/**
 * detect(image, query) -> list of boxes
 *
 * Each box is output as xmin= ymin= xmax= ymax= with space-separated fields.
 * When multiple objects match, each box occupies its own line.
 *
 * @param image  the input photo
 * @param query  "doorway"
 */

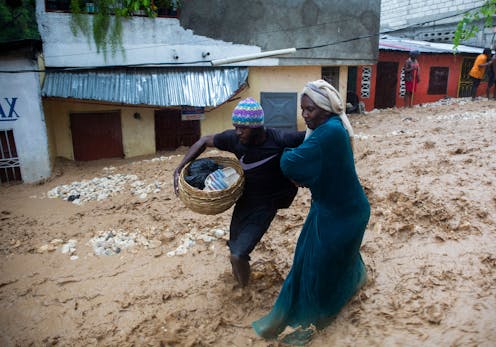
xmin=374 ymin=62 xmax=399 ymax=109
xmin=155 ymin=109 xmax=200 ymax=150
xmin=70 ymin=111 xmax=124 ymax=161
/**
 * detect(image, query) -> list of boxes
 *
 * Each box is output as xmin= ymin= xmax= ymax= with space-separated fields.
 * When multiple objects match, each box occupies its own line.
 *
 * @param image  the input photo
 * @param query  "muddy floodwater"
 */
xmin=0 ymin=98 xmax=495 ymax=346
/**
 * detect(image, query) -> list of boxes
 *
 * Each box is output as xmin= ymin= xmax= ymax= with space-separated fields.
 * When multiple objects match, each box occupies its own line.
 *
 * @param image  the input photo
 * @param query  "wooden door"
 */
xmin=374 ymin=62 xmax=399 ymax=109
xmin=70 ymin=112 xmax=124 ymax=161
xmin=155 ymin=109 xmax=200 ymax=150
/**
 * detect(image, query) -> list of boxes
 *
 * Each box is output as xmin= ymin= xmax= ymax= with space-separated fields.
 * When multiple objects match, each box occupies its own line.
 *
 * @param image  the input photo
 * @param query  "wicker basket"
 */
xmin=178 ymin=156 xmax=245 ymax=215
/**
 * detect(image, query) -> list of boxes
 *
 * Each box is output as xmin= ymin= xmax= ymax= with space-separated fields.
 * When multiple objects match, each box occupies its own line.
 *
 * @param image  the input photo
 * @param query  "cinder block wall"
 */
xmin=380 ymin=0 xmax=486 ymax=30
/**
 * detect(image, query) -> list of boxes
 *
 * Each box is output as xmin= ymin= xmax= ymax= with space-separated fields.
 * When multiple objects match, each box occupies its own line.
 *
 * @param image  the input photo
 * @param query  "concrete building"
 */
xmin=380 ymin=0 xmax=495 ymax=48
xmin=0 ymin=36 xmax=51 ymax=182
xmin=36 ymin=0 xmax=380 ymax=161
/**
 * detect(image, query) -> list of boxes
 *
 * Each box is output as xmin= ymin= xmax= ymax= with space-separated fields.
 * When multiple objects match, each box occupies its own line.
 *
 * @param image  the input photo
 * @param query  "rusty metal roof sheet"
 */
xmin=41 ymin=67 xmax=248 ymax=107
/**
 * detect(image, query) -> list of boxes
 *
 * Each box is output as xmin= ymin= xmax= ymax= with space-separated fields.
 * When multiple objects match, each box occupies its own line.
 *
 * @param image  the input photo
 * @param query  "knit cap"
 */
xmin=232 ymin=97 xmax=264 ymax=128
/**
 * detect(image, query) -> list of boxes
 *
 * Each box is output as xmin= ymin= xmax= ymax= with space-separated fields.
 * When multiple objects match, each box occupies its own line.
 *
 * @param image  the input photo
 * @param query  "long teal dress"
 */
xmin=252 ymin=116 xmax=370 ymax=344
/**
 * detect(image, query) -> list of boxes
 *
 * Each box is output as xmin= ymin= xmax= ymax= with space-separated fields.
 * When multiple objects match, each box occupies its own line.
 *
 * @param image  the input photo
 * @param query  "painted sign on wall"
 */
xmin=181 ymin=106 xmax=205 ymax=121
xmin=0 ymin=98 xmax=20 ymax=121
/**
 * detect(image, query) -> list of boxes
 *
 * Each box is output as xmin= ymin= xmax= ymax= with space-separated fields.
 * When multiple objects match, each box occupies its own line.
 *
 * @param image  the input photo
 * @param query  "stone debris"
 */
xmin=129 ymin=180 xmax=161 ymax=200
xmin=166 ymin=227 xmax=227 ymax=257
xmin=431 ymin=111 xmax=496 ymax=122
xmin=45 ymin=154 xmax=183 ymax=204
xmin=88 ymin=229 xmax=164 ymax=256
xmin=61 ymin=239 xmax=77 ymax=255
xmin=47 ymin=174 xmax=139 ymax=204
xmin=418 ymin=96 xmax=470 ymax=107
xmin=37 ymin=239 xmax=64 ymax=253
xmin=37 ymin=226 xmax=228 ymax=259
xmin=132 ymin=154 xmax=182 ymax=165
xmin=355 ymin=98 xmax=494 ymax=140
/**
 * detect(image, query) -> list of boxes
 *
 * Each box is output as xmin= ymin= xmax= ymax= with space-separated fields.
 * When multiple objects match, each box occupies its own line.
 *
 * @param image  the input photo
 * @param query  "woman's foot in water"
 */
xmin=252 ymin=314 xmax=287 ymax=341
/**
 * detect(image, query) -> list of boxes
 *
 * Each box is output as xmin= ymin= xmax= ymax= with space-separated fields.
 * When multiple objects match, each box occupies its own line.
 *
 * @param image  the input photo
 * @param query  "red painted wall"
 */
xmin=355 ymin=51 xmax=485 ymax=111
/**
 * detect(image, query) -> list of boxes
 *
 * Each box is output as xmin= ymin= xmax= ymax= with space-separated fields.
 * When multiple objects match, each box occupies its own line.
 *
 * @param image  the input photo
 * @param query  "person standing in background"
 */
xmin=403 ymin=50 xmax=420 ymax=108
xmin=486 ymin=53 xmax=496 ymax=100
xmin=469 ymin=48 xmax=492 ymax=101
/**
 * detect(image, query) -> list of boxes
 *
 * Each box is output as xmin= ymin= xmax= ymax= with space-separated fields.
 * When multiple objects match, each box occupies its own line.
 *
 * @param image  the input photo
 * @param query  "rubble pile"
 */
xmin=47 ymin=174 xmax=139 ymax=204
xmin=46 ymin=174 xmax=165 ymax=204
xmin=166 ymin=227 xmax=227 ymax=257
xmin=88 ymin=230 xmax=162 ymax=256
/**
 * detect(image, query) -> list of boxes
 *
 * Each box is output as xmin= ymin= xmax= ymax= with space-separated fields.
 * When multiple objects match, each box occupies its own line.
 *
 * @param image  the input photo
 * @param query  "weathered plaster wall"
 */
xmin=180 ymin=0 xmax=380 ymax=66
xmin=0 ymin=53 xmax=51 ymax=183
xmin=36 ymin=0 xmax=379 ymax=68
xmin=120 ymin=109 xmax=155 ymax=158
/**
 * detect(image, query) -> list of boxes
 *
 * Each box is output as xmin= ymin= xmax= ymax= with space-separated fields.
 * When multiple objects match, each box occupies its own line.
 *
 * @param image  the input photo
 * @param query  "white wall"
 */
xmin=0 ymin=54 xmax=51 ymax=183
xmin=35 ymin=0 xmax=281 ymax=68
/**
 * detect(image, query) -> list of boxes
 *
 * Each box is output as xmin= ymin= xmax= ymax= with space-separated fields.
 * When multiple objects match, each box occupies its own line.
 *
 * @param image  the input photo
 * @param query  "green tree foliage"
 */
xmin=454 ymin=0 xmax=496 ymax=48
xmin=70 ymin=0 xmax=181 ymax=59
xmin=0 ymin=0 xmax=40 ymax=43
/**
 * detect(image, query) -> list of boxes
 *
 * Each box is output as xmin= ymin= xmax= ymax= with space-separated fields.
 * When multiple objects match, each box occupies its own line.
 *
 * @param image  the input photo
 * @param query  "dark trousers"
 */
xmin=471 ymin=76 xmax=481 ymax=98
xmin=228 ymin=199 xmax=277 ymax=261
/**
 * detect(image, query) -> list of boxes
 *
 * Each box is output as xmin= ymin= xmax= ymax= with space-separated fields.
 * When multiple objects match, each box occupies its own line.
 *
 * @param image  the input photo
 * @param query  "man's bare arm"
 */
xmin=173 ymin=135 xmax=215 ymax=196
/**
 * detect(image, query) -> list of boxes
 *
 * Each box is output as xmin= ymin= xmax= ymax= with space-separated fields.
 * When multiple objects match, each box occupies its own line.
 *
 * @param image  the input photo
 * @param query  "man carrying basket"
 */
xmin=173 ymin=97 xmax=305 ymax=287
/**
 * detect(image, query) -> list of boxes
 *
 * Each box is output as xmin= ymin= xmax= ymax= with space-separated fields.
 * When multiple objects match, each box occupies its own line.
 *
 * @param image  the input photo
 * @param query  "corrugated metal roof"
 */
xmin=41 ymin=67 xmax=248 ymax=107
xmin=379 ymin=35 xmax=485 ymax=54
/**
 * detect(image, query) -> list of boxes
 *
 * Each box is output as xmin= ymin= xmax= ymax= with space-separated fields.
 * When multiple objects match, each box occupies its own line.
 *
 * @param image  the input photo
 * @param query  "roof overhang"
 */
xmin=379 ymin=35 xmax=485 ymax=54
xmin=41 ymin=67 xmax=248 ymax=108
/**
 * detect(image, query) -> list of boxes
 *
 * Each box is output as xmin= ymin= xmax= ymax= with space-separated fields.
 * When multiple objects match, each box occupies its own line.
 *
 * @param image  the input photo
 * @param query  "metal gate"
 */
xmin=458 ymin=57 xmax=475 ymax=97
xmin=0 ymin=129 xmax=21 ymax=183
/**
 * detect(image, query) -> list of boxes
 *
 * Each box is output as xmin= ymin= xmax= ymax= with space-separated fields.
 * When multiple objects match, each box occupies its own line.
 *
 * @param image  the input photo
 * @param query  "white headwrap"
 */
xmin=302 ymin=79 xmax=355 ymax=149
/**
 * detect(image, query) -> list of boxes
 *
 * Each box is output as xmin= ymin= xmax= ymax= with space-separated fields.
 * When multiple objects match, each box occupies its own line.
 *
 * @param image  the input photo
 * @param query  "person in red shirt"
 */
xmin=469 ymin=48 xmax=492 ymax=100
xmin=403 ymin=50 xmax=420 ymax=107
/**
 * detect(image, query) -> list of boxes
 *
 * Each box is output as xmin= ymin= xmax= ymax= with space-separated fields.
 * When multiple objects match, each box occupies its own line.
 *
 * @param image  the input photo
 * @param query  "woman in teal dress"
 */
xmin=252 ymin=80 xmax=370 ymax=345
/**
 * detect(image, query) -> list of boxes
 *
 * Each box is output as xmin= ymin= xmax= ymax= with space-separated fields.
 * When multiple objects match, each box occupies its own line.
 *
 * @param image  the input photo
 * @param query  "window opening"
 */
xmin=0 ymin=129 xmax=21 ymax=183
